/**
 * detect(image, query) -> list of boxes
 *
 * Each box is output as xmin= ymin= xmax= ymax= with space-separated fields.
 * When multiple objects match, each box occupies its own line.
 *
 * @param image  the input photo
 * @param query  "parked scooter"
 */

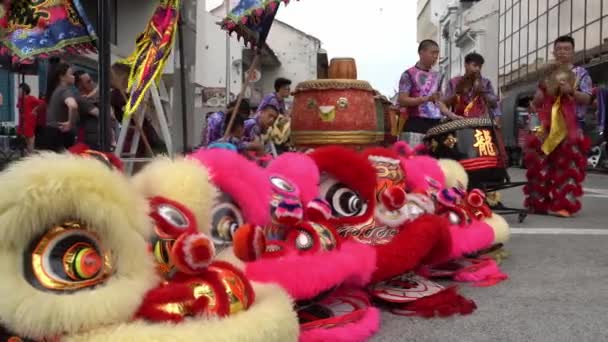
xmin=587 ymin=132 xmax=607 ymax=171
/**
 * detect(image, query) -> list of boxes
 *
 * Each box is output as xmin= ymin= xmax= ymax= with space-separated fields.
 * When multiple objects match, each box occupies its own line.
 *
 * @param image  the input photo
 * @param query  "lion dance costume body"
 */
xmin=524 ymin=65 xmax=591 ymax=217
xmin=190 ymin=149 xmax=381 ymax=342
xmin=307 ymin=146 xmax=508 ymax=317
xmin=0 ymin=152 xmax=298 ymax=341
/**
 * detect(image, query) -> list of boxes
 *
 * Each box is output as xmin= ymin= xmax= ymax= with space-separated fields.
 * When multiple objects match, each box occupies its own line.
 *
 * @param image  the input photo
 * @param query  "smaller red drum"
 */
xmin=328 ymin=58 xmax=357 ymax=80
xmin=291 ymin=79 xmax=382 ymax=148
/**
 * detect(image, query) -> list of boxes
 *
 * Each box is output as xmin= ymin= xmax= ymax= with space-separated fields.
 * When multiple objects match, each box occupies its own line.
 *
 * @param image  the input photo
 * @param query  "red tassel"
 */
xmin=393 ymin=286 xmax=477 ymax=318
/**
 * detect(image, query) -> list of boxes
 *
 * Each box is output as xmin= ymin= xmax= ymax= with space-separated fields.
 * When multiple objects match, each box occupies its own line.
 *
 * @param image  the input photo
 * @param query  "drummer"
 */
xmin=398 ymin=40 xmax=460 ymax=146
xmin=442 ymin=52 xmax=501 ymax=126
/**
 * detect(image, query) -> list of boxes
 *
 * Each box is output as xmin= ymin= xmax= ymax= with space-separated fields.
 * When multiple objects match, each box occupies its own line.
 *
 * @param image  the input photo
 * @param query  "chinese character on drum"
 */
xmin=473 ymin=129 xmax=497 ymax=157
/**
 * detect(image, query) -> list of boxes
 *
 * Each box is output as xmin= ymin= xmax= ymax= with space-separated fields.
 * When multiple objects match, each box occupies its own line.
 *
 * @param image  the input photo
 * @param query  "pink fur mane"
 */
xmin=246 ymin=241 xmax=376 ymax=300
xmin=394 ymin=142 xmax=446 ymax=193
xmin=267 ymin=153 xmax=320 ymax=205
xmin=189 ymin=149 xmax=271 ymax=226
xmin=299 ymin=304 xmax=380 ymax=342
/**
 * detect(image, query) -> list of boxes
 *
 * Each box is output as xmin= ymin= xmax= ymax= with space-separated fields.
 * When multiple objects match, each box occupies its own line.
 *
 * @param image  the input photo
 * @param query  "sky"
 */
xmin=206 ymin=0 xmax=420 ymax=96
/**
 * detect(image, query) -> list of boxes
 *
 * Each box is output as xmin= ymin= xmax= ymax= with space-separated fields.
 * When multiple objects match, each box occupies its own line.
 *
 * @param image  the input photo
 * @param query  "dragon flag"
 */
xmin=0 ymin=0 xmax=96 ymax=61
xmin=220 ymin=0 xmax=298 ymax=49
xmin=120 ymin=0 xmax=180 ymax=119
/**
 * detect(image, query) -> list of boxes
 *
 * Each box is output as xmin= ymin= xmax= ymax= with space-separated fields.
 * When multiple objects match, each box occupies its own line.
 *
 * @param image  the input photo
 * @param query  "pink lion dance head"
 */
xmin=255 ymin=153 xmax=380 ymax=342
xmin=189 ymin=149 xmax=271 ymax=252
xmin=394 ymin=142 xmax=508 ymax=286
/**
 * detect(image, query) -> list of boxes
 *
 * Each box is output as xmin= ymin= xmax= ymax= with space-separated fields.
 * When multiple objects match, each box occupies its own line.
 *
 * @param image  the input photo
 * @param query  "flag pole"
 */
xmin=225 ymin=0 xmax=231 ymax=106
xmin=223 ymin=52 xmax=261 ymax=139
xmin=97 ymin=0 xmax=112 ymax=152
xmin=177 ymin=1 xmax=188 ymax=152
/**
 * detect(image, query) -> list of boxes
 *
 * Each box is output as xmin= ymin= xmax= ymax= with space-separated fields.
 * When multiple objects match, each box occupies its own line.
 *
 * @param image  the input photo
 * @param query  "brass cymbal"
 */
xmin=545 ymin=64 xmax=575 ymax=96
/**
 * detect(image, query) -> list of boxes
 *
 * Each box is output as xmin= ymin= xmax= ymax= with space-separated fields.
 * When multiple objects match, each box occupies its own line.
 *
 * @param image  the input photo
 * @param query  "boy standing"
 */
xmin=398 ymin=40 xmax=459 ymax=146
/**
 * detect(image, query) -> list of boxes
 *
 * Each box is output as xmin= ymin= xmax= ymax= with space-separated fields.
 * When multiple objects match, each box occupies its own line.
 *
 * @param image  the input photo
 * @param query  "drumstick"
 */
xmin=437 ymin=73 xmax=445 ymax=93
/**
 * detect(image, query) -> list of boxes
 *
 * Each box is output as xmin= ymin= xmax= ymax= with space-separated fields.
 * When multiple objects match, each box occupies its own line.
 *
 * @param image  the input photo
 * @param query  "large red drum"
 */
xmin=291 ymin=79 xmax=383 ymax=148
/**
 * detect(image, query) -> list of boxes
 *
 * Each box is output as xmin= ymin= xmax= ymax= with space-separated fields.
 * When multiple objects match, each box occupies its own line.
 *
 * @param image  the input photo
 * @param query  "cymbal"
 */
xmin=545 ymin=65 xmax=575 ymax=97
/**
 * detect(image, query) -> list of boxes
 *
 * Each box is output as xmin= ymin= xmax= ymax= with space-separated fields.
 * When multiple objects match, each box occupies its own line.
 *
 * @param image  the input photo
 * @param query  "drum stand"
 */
xmin=482 ymin=110 xmax=528 ymax=223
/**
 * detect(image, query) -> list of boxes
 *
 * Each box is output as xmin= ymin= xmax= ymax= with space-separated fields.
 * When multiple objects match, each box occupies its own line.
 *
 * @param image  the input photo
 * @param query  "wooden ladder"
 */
xmin=114 ymin=81 xmax=174 ymax=175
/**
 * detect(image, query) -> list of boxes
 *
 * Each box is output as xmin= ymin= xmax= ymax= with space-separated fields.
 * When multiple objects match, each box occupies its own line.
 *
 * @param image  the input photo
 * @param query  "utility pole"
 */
xmin=225 ymin=0 xmax=231 ymax=105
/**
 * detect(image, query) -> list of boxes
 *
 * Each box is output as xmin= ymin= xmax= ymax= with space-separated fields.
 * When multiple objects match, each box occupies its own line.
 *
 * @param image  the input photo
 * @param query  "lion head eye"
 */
xmin=24 ymin=222 xmax=113 ymax=292
xmin=319 ymin=177 xmax=368 ymax=218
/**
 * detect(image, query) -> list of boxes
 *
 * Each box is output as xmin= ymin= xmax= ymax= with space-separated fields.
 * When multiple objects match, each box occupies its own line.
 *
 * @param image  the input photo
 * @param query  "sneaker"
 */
xmin=549 ymin=209 xmax=571 ymax=218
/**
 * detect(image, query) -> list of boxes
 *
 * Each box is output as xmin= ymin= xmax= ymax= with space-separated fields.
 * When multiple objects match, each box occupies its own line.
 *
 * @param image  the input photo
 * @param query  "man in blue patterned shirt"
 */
xmin=256 ymin=78 xmax=292 ymax=115
xmin=202 ymin=99 xmax=250 ymax=146
xmin=242 ymin=104 xmax=279 ymax=155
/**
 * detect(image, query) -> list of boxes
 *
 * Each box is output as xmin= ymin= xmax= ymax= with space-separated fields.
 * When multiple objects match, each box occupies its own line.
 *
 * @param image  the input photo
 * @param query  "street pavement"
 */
xmin=373 ymin=168 xmax=608 ymax=342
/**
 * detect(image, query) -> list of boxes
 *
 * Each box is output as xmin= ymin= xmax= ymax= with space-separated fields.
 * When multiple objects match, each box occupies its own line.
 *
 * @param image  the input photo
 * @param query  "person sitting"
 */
xmin=202 ymin=99 xmax=251 ymax=146
xmin=243 ymin=104 xmax=279 ymax=155
xmin=208 ymin=113 xmax=247 ymax=152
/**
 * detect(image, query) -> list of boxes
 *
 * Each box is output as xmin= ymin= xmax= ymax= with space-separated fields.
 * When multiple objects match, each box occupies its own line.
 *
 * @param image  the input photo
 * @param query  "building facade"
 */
xmin=498 ymin=0 xmax=608 ymax=149
xmin=438 ymin=0 xmax=498 ymax=86
xmin=417 ymin=0 xmax=452 ymax=43
xmin=417 ymin=1 xmax=498 ymax=86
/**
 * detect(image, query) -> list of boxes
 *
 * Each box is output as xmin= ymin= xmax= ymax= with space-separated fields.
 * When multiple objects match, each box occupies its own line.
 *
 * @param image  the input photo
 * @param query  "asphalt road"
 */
xmin=373 ymin=169 xmax=608 ymax=342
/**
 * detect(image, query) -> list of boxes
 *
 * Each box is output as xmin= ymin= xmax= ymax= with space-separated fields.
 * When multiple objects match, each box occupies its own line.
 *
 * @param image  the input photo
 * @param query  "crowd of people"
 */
xmin=200 ymin=77 xmax=292 ymax=157
xmin=12 ymin=58 xmax=164 ymax=156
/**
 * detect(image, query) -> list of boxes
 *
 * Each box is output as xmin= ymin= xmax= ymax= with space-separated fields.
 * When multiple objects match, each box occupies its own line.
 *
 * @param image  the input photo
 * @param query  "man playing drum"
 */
xmin=442 ymin=52 xmax=501 ymax=126
xmin=525 ymin=35 xmax=593 ymax=217
xmin=398 ymin=40 xmax=460 ymax=146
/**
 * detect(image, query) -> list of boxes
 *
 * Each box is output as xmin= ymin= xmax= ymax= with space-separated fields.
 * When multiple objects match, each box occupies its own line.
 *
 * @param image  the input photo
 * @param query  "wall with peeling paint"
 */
xmin=261 ymin=20 xmax=322 ymax=110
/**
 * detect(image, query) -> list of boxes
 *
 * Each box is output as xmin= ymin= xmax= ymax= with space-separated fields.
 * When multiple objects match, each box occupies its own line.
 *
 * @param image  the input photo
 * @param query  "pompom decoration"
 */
xmin=171 ymin=232 xmax=215 ymax=275
xmin=380 ymin=186 xmax=407 ymax=211
xmin=466 ymin=189 xmax=485 ymax=208
xmin=393 ymin=141 xmax=414 ymax=157
xmin=233 ymin=224 xmax=266 ymax=262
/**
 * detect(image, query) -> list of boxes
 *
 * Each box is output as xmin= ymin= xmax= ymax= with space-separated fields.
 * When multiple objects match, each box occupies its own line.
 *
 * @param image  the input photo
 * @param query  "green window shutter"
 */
xmin=0 ymin=69 xmax=15 ymax=122
xmin=38 ymin=59 xmax=49 ymax=97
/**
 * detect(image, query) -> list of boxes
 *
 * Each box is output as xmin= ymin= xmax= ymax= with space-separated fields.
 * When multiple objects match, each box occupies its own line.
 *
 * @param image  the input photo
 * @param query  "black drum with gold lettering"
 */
xmin=425 ymin=118 xmax=506 ymax=188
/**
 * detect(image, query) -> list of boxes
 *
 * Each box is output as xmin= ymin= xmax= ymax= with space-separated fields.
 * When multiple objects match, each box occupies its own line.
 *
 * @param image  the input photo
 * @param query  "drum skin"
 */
xmin=291 ymin=79 xmax=382 ymax=148
xmin=328 ymin=58 xmax=357 ymax=80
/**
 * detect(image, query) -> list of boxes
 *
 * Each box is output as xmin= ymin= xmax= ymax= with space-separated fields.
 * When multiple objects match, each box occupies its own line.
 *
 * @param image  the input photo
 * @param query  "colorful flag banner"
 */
xmin=220 ymin=0 xmax=296 ymax=49
xmin=119 ymin=0 xmax=180 ymax=118
xmin=0 ymin=0 xmax=96 ymax=61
